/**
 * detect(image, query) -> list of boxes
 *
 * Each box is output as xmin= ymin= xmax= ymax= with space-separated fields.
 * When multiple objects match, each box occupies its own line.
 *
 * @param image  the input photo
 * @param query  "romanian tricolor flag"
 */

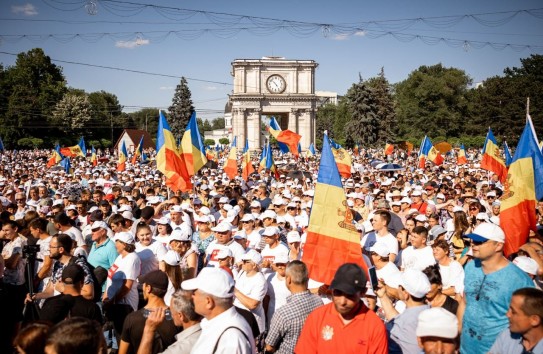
xmin=269 ymin=117 xmax=289 ymax=154
xmin=481 ymin=128 xmax=507 ymax=183
xmin=258 ymin=144 xmax=268 ymax=173
xmin=91 ymin=146 xmax=98 ymax=167
xmin=500 ymin=117 xmax=543 ymax=256
xmin=223 ymin=141 xmax=238 ymax=180
xmin=60 ymin=144 xmax=84 ymax=158
xmin=302 ymin=132 xmax=367 ymax=284
xmin=241 ymin=138 xmax=254 ymax=181
xmin=180 ymin=112 xmax=207 ymax=176
xmin=117 ymin=141 xmax=128 ymax=172
xmin=47 ymin=144 xmax=62 ymax=168
xmin=457 ymin=144 xmax=468 ymax=165
xmin=504 ymin=141 xmax=513 ymax=167
xmin=384 ymin=143 xmax=394 ymax=156
xmin=265 ymin=143 xmax=279 ymax=179
xmin=156 ymin=111 xmax=192 ymax=192
xmin=268 ymin=117 xmax=302 ymax=157
xmin=131 ymin=135 xmax=144 ymax=164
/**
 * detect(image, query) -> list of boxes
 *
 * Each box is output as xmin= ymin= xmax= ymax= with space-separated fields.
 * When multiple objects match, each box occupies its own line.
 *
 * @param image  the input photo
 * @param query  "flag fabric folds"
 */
xmin=307 ymin=143 xmax=316 ymax=157
xmin=47 ymin=145 xmax=62 ymax=168
xmin=180 ymin=112 xmax=207 ymax=176
xmin=117 ymin=141 xmax=128 ymax=172
xmin=265 ymin=143 xmax=279 ymax=179
xmin=60 ymin=144 xmax=84 ymax=158
xmin=156 ymin=111 xmax=192 ymax=192
xmin=418 ymin=136 xmax=428 ymax=168
xmin=420 ymin=136 xmax=444 ymax=166
xmin=241 ymin=139 xmax=255 ymax=181
xmin=131 ymin=135 xmax=148 ymax=164
xmin=481 ymin=128 xmax=507 ymax=183
xmin=384 ymin=143 xmax=394 ymax=155
xmin=302 ymin=132 xmax=367 ymax=285
xmin=78 ymin=137 xmax=86 ymax=157
xmin=223 ymin=141 xmax=238 ymax=180
xmin=353 ymin=143 xmax=359 ymax=157
xmin=268 ymin=117 xmax=302 ymax=157
xmin=269 ymin=117 xmax=290 ymax=154
xmin=60 ymin=157 xmax=71 ymax=174
xmin=258 ymin=144 xmax=268 ymax=173
xmin=91 ymin=146 xmax=98 ymax=167
xmin=500 ymin=117 xmax=543 ymax=256
xmin=504 ymin=141 xmax=513 ymax=167
xmin=457 ymin=144 xmax=468 ymax=165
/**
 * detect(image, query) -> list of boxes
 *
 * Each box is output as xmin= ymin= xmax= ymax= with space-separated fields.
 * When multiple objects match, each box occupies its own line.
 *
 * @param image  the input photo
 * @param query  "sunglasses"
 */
xmin=469 ymin=207 xmax=478 ymax=211
xmin=471 ymin=239 xmax=489 ymax=246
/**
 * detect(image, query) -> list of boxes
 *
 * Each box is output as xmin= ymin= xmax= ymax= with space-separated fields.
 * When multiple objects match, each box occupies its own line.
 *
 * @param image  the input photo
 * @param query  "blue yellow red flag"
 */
xmin=418 ymin=136 xmax=428 ymax=168
xmin=91 ymin=146 xmax=98 ymax=167
xmin=302 ymin=132 xmax=367 ymax=284
xmin=457 ymin=144 xmax=468 ymax=165
xmin=307 ymin=143 xmax=316 ymax=157
xmin=500 ymin=117 xmax=543 ymax=256
xmin=223 ymin=140 xmax=238 ymax=180
xmin=117 ymin=141 xmax=128 ymax=172
xmin=269 ymin=117 xmax=290 ymax=154
xmin=180 ymin=112 xmax=207 ymax=176
xmin=78 ymin=137 xmax=86 ymax=157
xmin=47 ymin=144 xmax=63 ymax=168
xmin=156 ymin=111 xmax=192 ymax=192
xmin=60 ymin=144 xmax=84 ymax=158
xmin=384 ymin=143 xmax=394 ymax=155
xmin=421 ymin=137 xmax=444 ymax=165
xmin=60 ymin=157 xmax=71 ymax=174
xmin=131 ymin=135 xmax=145 ymax=164
xmin=265 ymin=143 xmax=279 ymax=179
xmin=504 ymin=141 xmax=513 ymax=167
xmin=242 ymin=138 xmax=255 ymax=181
xmin=481 ymin=128 xmax=507 ymax=183
xmin=258 ymin=144 xmax=268 ymax=173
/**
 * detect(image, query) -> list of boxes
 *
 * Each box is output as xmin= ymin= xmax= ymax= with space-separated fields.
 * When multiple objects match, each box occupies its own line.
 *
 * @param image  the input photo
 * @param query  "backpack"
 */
xmin=69 ymin=255 xmax=107 ymax=303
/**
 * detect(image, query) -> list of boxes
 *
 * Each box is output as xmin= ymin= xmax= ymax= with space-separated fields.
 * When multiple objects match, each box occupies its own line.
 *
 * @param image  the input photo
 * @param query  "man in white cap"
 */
xmin=239 ymin=214 xmax=262 ymax=251
xmin=182 ymin=267 xmax=255 ymax=353
xmin=416 ymin=307 xmax=459 ymax=354
xmin=265 ymin=253 xmax=291 ymax=327
xmin=377 ymin=269 xmax=431 ymax=354
xmin=369 ymin=242 xmax=401 ymax=297
xmin=205 ymin=221 xmax=244 ymax=268
xmin=287 ymin=230 xmax=302 ymax=261
xmin=458 ymin=222 xmax=534 ymax=354
xmin=260 ymin=226 xmax=289 ymax=274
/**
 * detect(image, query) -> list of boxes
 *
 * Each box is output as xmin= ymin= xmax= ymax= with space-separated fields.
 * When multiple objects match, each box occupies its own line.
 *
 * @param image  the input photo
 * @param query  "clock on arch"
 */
xmin=266 ymin=74 xmax=286 ymax=94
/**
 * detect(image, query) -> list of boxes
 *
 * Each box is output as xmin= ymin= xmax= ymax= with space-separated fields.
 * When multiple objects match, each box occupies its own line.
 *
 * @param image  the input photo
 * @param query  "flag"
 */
xmin=117 ymin=141 xmax=128 ymax=172
xmin=60 ymin=144 xmax=84 ymax=158
xmin=231 ymin=136 xmax=237 ymax=148
xmin=258 ymin=144 xmax=268 ymax=173
xmin=504 ymin=141 xmax=513 ymax=167
xmin=180 ymin=112 xmax=207 ymax=176
xmin=0 ymin=136 xmax=4 ymax=151
xmin=78 ymin=137 xmax=86 ymax=157
xmin=91 ymin=146 xmax=98 ymax=167
xmin=60 ymin=157 xmax=71 ymax=174
xmin=457 ymin=144 xmax=468 ymax=165
xmin=302 ymin=132 xmax=367 ymax=284
xmin=384 ymin=143 xmax=394 ymax=155
xmin=268 ymin=122 xmax=302 ymax=158
xmin=421 ymin=136 xmax=444 ymax=166
xmin=269 ymin=117 xmax=290 ymax=154
xmin=223 ymin=140 xmax=238 ymax=180
xmin=131 ymin=135 xmax=145 ymax=164
xmin=353 ymin=143 xmax=359 ymax=157
xmin=500 ymin=117 xmax=543 ymax=256
xmin=307 ymin=143 xmax=316 ymax=157
xmin=481 ymin=128 xmax=507 ymax=183
xmin=242 ymin=138 xmax=255 ymax=181
xmin=156 ymin=111 xmax=192 ymax=192
xmin=47 ymin=145 xmax=62 ymax=168
xmin=418 ymin=136 xmax=428 ymax=168
xmin=265 ymin=143 xmax=279 ymax=179
xmin=328 ymin=135 xmax=351 ymax=178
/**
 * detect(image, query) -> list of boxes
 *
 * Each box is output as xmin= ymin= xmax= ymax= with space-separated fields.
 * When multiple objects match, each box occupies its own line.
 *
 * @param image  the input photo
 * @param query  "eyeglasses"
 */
xmin=16 ymin=199 xmax=25 ymax=202
xmin=469 ymin=207 xmax=478 ymax=211
xmin=471 ymin=239 xmax=489 ymax=246
xmin=241 ymin=221 xmax=252 ymax=224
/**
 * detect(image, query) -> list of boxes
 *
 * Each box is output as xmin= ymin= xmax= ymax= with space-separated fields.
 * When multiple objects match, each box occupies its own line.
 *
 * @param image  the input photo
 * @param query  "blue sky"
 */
xmin=1 ymin=0 xmax=542 ymax=120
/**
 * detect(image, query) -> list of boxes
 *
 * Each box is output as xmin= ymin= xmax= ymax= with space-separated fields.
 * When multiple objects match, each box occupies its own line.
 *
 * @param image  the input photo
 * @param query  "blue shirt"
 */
xmin=87 ymin=238 xmax=118 ymax=271
xmin=461 ymin=260 xmax=534 ymax=354
xmin=489 ymin=328 xmax=543 ymax=354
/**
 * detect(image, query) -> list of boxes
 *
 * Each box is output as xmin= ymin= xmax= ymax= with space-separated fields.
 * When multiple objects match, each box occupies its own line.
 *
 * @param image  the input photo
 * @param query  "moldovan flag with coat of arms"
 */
xmin=481 ymin=128 xmax=507 ymax=183
xmin=500 ymin=116 xmax=543 ymax=257
xmin=47 ymin=145 xmax=62 ymax=168
xmin=117 ymin=141 xmax=128 ymax=172
xmin=60 ymin=143 xmax=84 ymax=158
xmin=457 ymin=144 xmax=468 ymax=165
xmin=156 ymin=111 xmax=192 ymax=192
xmin=302 ymin=132 xmax=367 ymax=285
xmin=180 ymin=112 xmax=207 ymax=176
xmin=421 ymin=137 xmax=444 ymax=166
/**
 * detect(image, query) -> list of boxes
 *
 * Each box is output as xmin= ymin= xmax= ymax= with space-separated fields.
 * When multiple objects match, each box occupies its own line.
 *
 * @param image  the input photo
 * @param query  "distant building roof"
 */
xmin=224 ymin=101 xmax=232 ymax=114
xmin=114 ymin=129 xmax=155 ymax=150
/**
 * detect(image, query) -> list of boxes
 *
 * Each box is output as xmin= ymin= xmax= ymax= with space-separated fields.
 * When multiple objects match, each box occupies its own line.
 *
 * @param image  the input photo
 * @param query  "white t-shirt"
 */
xmin=361 ymin=231 xmax=399 ymax=256
xmin=105 ymin=252 xmax=141 ymax=311
xmin=65 ymin=226 xmax=86 ymax=248
xmin=401 ymin=246 xmax=436 ymax=271
xmin=234 ymin=270 xmax=268 ymax=333
xmin=205 ymin=240 xmax=246 ymax=267
xmin=136 ymin=240 xmax=167 ymax=276
xmin=376 ymin=261 xmax=402 ymax=288
xmin=439 ymin=260 xmax=465 ymax=294
xmin=245 ymin=230 xmax=262 ymax=250
xmin=265 ymin=272 xmax=291 ymax=326
xmin=260 ymin=243 xmax=289 ymax=273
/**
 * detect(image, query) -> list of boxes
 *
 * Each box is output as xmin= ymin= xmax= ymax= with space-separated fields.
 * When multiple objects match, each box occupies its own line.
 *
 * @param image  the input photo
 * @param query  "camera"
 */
xmin=22 ymin=245 xmax=40 ymax=260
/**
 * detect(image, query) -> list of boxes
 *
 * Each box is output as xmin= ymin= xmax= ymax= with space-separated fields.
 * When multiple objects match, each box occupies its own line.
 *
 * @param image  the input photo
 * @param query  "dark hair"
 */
xmin=422 ymin=264 xmax=443 ymax=286
xmin=512 ymin=287 xmax=543 ymax=320
xmin=53 ymin=213 xmax=73 ymax=227
xmin=28 ymin=217 xmax=49 ymax=233
xmin=45 ymin=317 xmax=106 ymax=354
xmin=412 ymin=226 xmax=429 ymax=239
xmin=108 ymin=214 xmax=126 ymax=228
xmin=432 ymin=239 xmax=450 ymax=253
xmin=374 ymin=210 xmax=391 ymax=226
xmin=55 ymin=233 xmax=74 ymax=253
xmin=13 ymin=321 xmax=52 ymax=354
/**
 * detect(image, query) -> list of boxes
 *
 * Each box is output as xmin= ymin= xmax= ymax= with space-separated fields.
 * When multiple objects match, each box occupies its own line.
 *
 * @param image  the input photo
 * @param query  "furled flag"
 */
xmin=306 ymin=143 xmax=316 ymax=157
xmin=265 ymin=143 xmax=279 ymax=179
xmin=418 ymin=136 xmax=428 ymax=168
xmin=206 ymin=146 xmax=216 ymax=162
xmin=353 ymin=142 xmax=360 ymax=157
xmin=180 ymin=112 xmax=207 ymax=176
xmin=91 ymin=146 xmax=98 ymax=167
xmin=47 ymin=144 xmax=63 ymax=168
xmin=421 ymin=136 xmax=444 ymax=166
xmin=504 ymin=141 xmax=513 ymax=167
xmin=156 ymin=111 xmax=192 ymax=192
xmin=500 ymin=116 xmax=543 ymax=256
xmin=258 ymin=143 xmax=268 ymax=173
xmin=231 ymin=136 xmax=237 ymax=148
xmin=60 ymin=143 xmax=84 ymax=158
xmin=117 ymin=141 xmax=128 ymax=172
xmin=0 ymin=136 xmax=4 ymax=151
xmin=60 ymin=157 xmax=71 ymax=174
xmin=457 ymin=144 xmax=468 ymax=165
xmin=242 ymin=138 xmax=255 ymax=181
xmin=302 ymin=132 xmax=367 ymax=284
xmin=78 ymin=137 xmax=86 ymax=157
xmin=481 ymin=128 xmax=507 ymax=183
xmin=384 ymin=143 xmax=394 ymax=156
xmin=223 ymin=139 xmax=238 ymax=180
xmin=132 ymin=135 xmax=145 ymax=164
xmin=268 ymin=116 xmax=302 ymax=157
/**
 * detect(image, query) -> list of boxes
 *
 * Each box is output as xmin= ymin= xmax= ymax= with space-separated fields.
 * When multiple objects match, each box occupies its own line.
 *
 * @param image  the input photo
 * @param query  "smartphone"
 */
xmin=369 ymin=266 xmax=379 ymax=291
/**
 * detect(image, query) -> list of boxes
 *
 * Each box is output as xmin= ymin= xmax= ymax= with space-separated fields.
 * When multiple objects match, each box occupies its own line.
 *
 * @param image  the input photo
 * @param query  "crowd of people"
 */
xmin=0 ymin=145 xmax=542 ymax=354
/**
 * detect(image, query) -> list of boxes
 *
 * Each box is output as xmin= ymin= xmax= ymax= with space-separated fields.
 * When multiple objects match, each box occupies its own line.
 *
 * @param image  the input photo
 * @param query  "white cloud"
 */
xmin=204 ymin=86 xmax=217 ymax=91
xmin=12 ymin=4 xmax=38 ymax=16
xmin=159 ymin=86 xmax=174 ymax=91
xmin=115 ymin=38 xmax=150 ymax=49
xmin=354 ymin=31 xmax=366 ymax=37
xmin=332 ymin=34 xmax=349 ymax=41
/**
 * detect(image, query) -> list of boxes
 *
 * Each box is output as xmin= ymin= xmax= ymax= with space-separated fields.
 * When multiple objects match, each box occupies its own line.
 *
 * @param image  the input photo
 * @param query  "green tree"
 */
xmin=202 ymin=120 xmax=212 ymax=131
xmin=219 ymin=138 xmax=230 ymax=145
xmin=52 ymin=93 xmax=93 ymax=139
xmin=88 ymin=90 xmax=124 ymax=142
xmin=0 ymin=48 xmax=67 ymax=145
xmin=168 ymin=77 xmax=194 ymax=140
xmin=204 ymin=139 xmax=216 ymax=146
xmin=129 ymin=108 xmax=160 ymax=136
xmin=344 ymin=76 xmax=379 ymax=146
xmin=367 ymin=68 xmax=397 ymax=144
xmin=211 ymin=117 xmax=225 ymax=130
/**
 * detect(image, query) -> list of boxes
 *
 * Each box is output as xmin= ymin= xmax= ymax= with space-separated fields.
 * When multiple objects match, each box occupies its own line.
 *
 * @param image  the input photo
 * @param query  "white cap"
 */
xmin=513 ymin=256 xmax=538 ymax=275
xmin=211 ymin=221 xmax=233 ymax=233
xmin=273 ymin=253 xmax=290 ymax=264
xmin=218 ymin=197 xmax=229 ymax=204
xmin=416 ymin=307 xmax=459 ymax=339
xmin=217 ymin=247 xmax=233 ymax=259
xmin=113 ymin=231 xmax=135 ymax=244
xmin=170 ymin=205 xmax=183 ymax=213
xmin=240 ymin=214 xmax=255 ymax=222
xmin=195 ymin=214 xmax=212 ymax=223
xmin=452 ymin=206 xmax=464 ymax=213
xmin=147 ymin=196 xmax=161 ymax=205
xmin=157 ymin=217 xmax=170 ymax=225
xmin=91 ymin=221 xmax=108 ymax=231
xmin=287 ymin=231 xmax=301 ymax=243
xmin=436 ymin=193 xmax=446 ymax=200
xmin=369 ymin=242 xmax=390 ymax=257
xmin=262 ymin=226 xmax=279 ymax=236
xmin=414 ymin=215 xmax=428 ymax=222
xmin=233 ymin=230 xmax=247 ymax=240
xmin=168 ymin=228 xmax=191 ymax=242
xmin=181 ymin=268 xmax=235 ymax=298
xmin=476 ymin=212 xmax=489 ymax=221
xmin=122 ymin=211 xmax=135 ymax=221
xmin=399 ymin=269 xmax=431 ymax=298
xmin=250 ymin=200 xmax=261 ymax=208
xmin=411 ymin=191 xmax=422 ymax=196
xmin=467 ymin=222 xmax=505 ymax=243
xmin=260 ymin=210 xmax=277 ymax=220
xmin=241 ymin=249 xmax=263 ymax=265
xmin=160 ymin=250 xmax=180 ymax=266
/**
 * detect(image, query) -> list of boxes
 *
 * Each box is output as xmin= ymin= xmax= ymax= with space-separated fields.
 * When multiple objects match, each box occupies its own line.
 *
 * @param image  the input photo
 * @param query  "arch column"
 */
xmin=232 ymin=108 xmax=246 ymax=146
xmin=288 ymin=108 xmax=299 ymax=133
xmin=247 ymin=108 xmax=262 ymax=149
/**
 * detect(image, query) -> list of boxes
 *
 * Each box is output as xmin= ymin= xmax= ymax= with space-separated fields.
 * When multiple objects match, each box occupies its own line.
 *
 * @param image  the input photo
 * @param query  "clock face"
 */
xmin=266 ymin=75 xmax=286 ymax=94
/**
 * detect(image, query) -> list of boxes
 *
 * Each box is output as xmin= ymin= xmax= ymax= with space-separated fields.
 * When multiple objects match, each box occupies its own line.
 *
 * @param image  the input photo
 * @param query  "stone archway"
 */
xmin=229 ymin=57 xmax=318 ymax=150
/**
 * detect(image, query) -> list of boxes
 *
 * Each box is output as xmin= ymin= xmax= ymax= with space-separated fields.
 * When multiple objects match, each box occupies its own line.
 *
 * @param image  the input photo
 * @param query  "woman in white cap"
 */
xmin=169 ymin=229 xmax=198 ymax=280
xmin=135 ymin=223 xmax=167 ymax=277
xmin=191 ymin=214 xmax=215 ymax=272
xmin=158 ymin=250 xmax=182 ymax=306
xmin=154 ymin=217 xmax=172 ymax=247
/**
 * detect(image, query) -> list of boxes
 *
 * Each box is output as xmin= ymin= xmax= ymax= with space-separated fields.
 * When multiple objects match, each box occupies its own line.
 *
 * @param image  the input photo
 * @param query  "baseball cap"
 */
xmin=260 ymin=210 xmax=277 ymax=220
xmin=241 ymin=249 xmax=263 ymax=265
xmin=91 ymin=220 xmax=108 ymax=231
xmin=160 ymin=250 xmax=180 ymax=266
xmin=429 ymin=225 xmax=447 ymax=239
xmin=113 ymin=231 xmax=135 ymax=244
xmin=170 ymin=205 xmax=184 ymax=213
xmin=416 ymin=307 xmax=459 ymax=339
xmin=62 ymin=264 xmax=85 ymax=285
xmin=452 ymin=206 xmax=464 ymax=213
xmin=399 ymin=269 xmax=431 ymax=298
xmin=287 ymin=231 xmax=301 ymax=243
xmin=369 ymin=242 xmax=390 ymax=257
xmin=414 ymin=215 xmax=428 ymax=222
xmin=168 ymin=228 xmax=191 ymax=242
xmin=330 ymin=263 xmax=367 ymax=295
xmin=156 ymin=217 xmax=170 ymax=225
xmin=211 ymin=221 xmax=233 ymax=233
xmin=466 ymin=222 xmax=505 ymax=243
xmin=273 ymin=253 xmax=289 ymax=264
xmin=376 ymin=199 xmax=390 ymax=209
xmin=262 ymin=226 xmax=279 ymax=237
xmin=240 ymin=214 xmax=255 ymax=222
xmin=513 ymin=256 xmax=538 ymax=275
xmin=250 ymin=200 xmax=261 ymax=208
xmin=138 ymin=270 xmax=169 ymax=291
xmin=217 ymin=248 xmax=233 ymax=259
xmin=181 ymin=267 xmax=235 ymax=298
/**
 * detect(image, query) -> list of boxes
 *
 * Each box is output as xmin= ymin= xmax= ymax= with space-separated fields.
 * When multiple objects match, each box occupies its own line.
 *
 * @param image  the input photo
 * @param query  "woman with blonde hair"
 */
xmin=158 ymin=250 xmax=183 ymax=306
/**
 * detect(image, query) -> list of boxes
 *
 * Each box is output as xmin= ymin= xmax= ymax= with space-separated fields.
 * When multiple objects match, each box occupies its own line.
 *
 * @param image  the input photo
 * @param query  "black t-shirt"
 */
xmin=441 ymin=295 xmax=459 ymax=315
xmin=120 ymin=308 xmax=180 ymax=354
xmin=39 ymin=294 xmax=103 ymax=324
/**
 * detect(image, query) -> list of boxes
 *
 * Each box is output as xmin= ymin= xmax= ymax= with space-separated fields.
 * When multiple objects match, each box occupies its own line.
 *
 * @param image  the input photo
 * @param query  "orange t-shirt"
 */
xmin=294 ymin=301 xmax=388 ymax=354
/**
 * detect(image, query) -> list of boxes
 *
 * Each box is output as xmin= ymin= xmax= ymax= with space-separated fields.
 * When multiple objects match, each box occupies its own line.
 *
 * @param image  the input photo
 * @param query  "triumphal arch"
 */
xmin=229 ymin=57 xmax=318 ymax=150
